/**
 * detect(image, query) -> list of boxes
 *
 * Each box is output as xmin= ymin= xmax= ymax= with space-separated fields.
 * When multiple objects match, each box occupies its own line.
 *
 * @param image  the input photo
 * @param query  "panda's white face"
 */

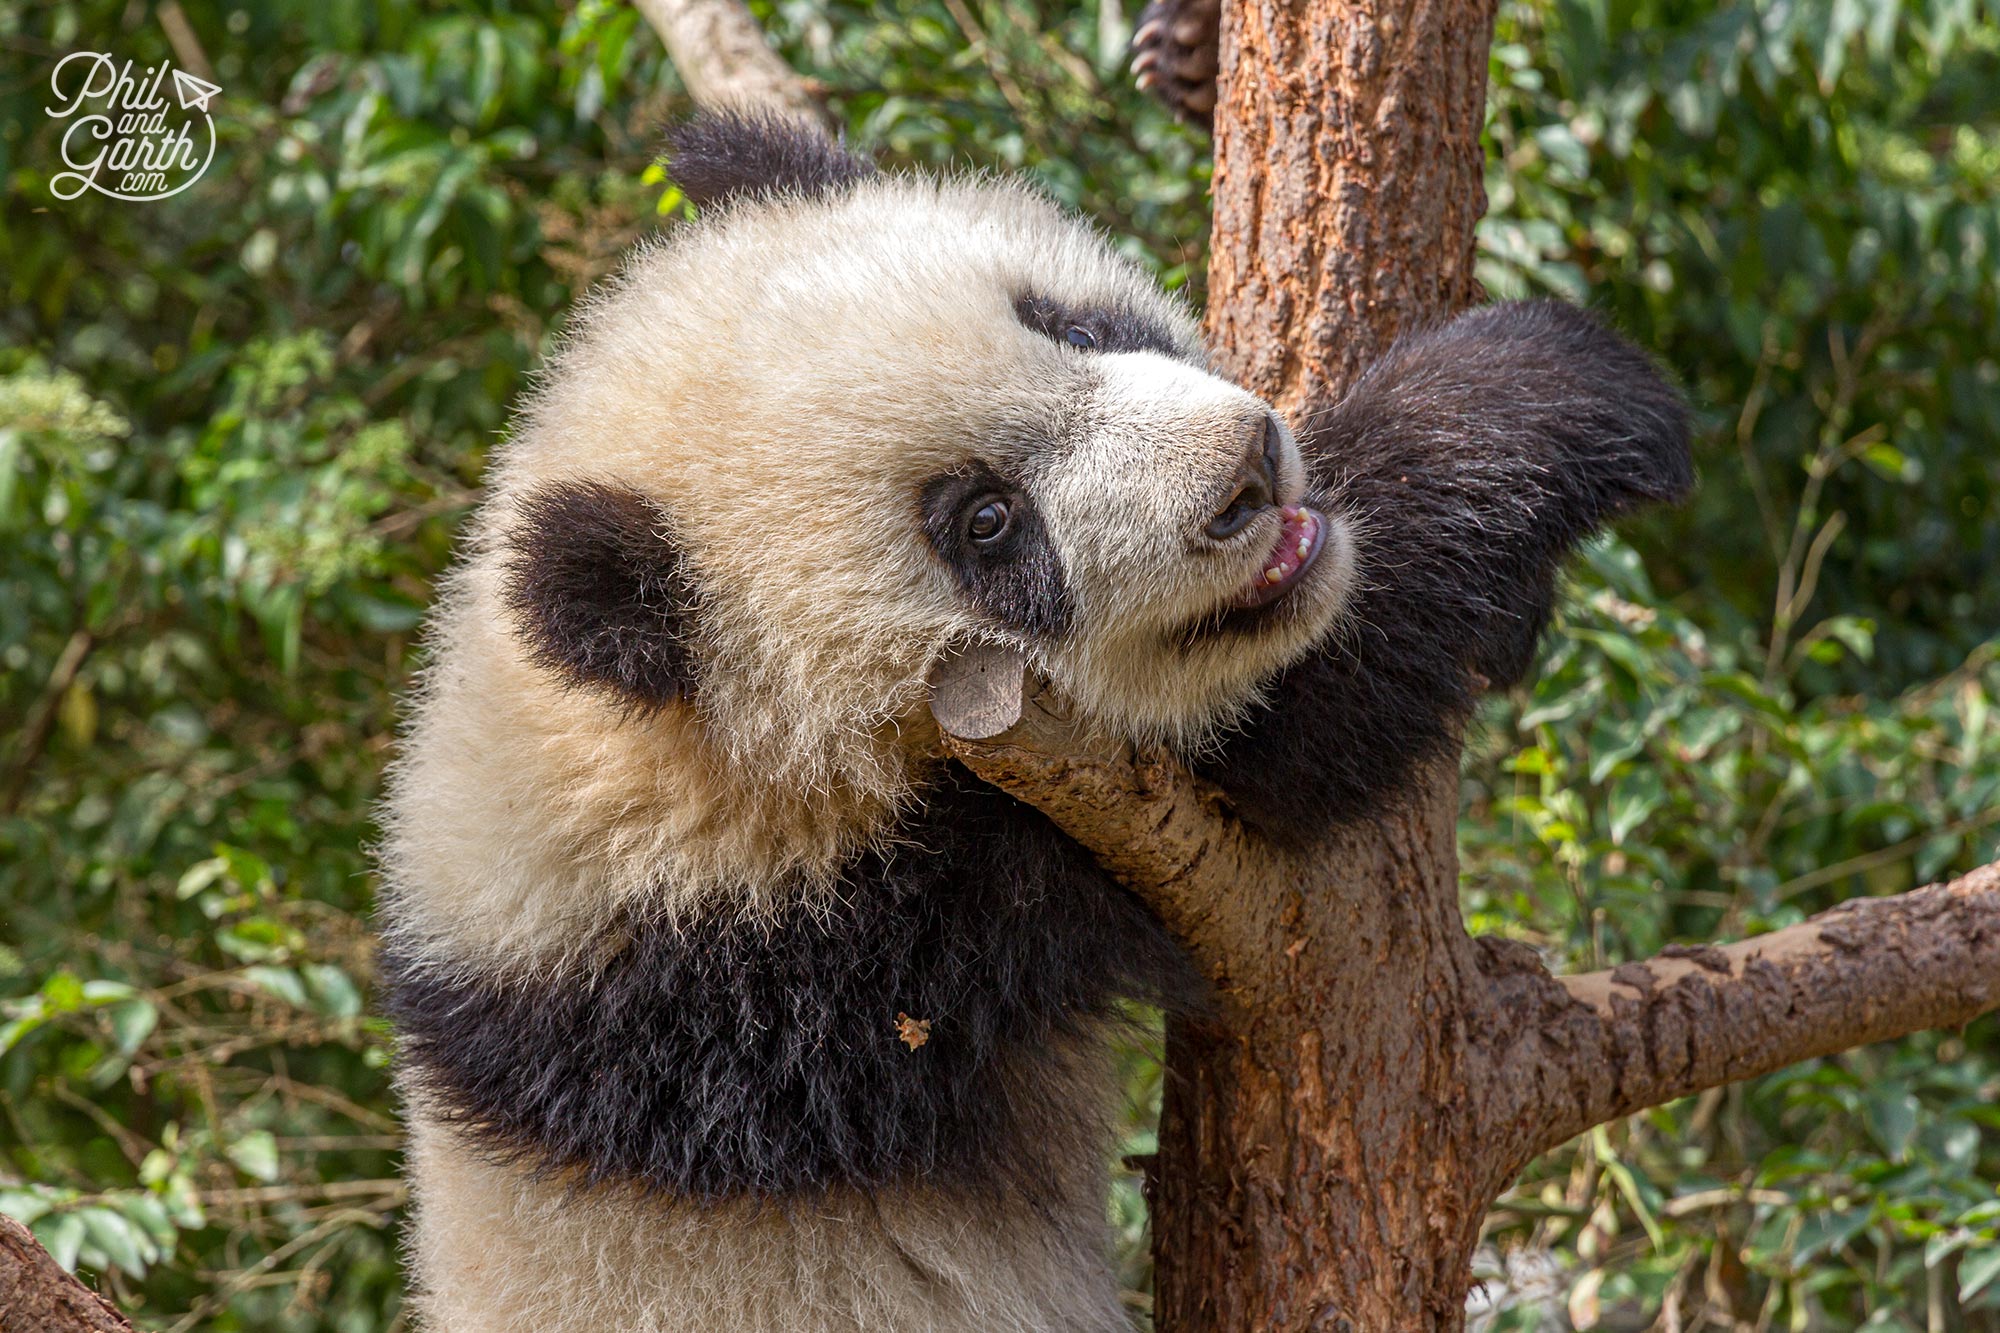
xmin=509 ymin=174 xmax=1354 ymax=756
xmin=385 ymin=169 xmax=1356 ymax=960
xmin=1023 ymin=346 xmax=1355 ymax=744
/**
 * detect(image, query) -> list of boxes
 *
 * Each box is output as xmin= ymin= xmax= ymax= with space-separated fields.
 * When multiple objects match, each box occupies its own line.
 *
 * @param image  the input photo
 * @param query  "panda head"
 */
xmin=498 ymin=112 xmax=1355 ymax=799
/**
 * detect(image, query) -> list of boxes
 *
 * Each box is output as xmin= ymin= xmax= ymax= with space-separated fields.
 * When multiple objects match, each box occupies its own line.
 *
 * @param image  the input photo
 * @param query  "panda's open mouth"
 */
xmin=1229 ymin=506 xmax=1326 ymax=609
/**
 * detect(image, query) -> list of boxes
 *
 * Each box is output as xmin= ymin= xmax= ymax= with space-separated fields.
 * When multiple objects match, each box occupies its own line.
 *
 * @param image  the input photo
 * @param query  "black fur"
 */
xmin=501 ymin=480 xmax=707 ymax=707
xmin=921 ymin=463 xmax=1076 ymax=639
xmin=1198 ymin=301 xmax=1693 ymax=846
xmin=1014 ymin=291 xmax=1188 ymax=359
xmin=663 ymin=110 xmax=876 ymax=210
xmin=384 ymin=766 xmax=1201 ymax=1201
xmin=1129 ymin=0 xmax=1221 ymax=130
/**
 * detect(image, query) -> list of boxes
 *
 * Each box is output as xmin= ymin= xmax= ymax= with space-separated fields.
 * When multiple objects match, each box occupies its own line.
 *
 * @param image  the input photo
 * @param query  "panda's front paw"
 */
xmin=1130 ymin=0 xmax=1220 ymax=131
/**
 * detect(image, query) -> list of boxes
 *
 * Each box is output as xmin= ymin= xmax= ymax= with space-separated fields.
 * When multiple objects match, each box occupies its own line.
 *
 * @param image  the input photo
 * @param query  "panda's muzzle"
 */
xmin=1201 ymin=412 xmax=1286 ymax=542
xmin=1197 ymin=412 xmax=1330 ymax=615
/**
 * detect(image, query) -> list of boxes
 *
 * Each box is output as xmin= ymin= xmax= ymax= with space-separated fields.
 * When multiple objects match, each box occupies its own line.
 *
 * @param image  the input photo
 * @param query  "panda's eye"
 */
xmin=1063 ymin=325 xmax=1097 ymax=350
xmin=966 ymin=498 xmax=1013 ymax=546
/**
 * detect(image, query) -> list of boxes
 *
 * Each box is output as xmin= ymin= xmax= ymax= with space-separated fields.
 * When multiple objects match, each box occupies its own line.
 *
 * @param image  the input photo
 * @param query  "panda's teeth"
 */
xmin=1296 ymin=541 xmax=1311 ymax=558
xmin=1265 ymin=567 xmax=1283 ymax=584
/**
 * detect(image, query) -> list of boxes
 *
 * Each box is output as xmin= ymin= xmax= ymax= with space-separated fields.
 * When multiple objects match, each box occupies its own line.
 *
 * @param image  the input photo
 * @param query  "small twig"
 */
xmin=197 ymin=1179 xmax=406 ymax=1209
xmin=155 ymin=2 xmax=213 ymax=82
xmin=1764 ymin=324 xmax=1887 ymax=683
xmin=1777 ymin=508 xmax=1846 ymax=635
xmin=3 ymin=627 xmax=94 ymax=815
xmin=1772 ymin=805 xmax=2000 ymax=902
xmin=938 ymin=0 xmax=1032 ymax=116
xmin=270 ymin=1135 xmax=404 ymax=1153
xmin=366 ymin=489 xmax=478 ymax=541
xmin=1735 ymin=339 xmax=1785 ymax=568
xmin=259 ymin=1076 xmax=401 ymax=1134
xmin=1659 ymin=1186 xmax=1794 ymax=1218
xmin=50 ymin=1085 xmax=151 ymax=1171
xmin=163 ymin=1205 xmax=397 ymax=1333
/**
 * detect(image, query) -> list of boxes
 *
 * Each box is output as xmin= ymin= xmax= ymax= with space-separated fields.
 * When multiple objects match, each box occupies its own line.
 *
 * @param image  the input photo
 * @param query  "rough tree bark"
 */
xmin=1203 ymin=0 xmax=1494 ymax=405
xmin=1152 ymin=5 xmax=1506 ymax=1328
xmin=0 ymin=1215 xmax=135 ymax=1333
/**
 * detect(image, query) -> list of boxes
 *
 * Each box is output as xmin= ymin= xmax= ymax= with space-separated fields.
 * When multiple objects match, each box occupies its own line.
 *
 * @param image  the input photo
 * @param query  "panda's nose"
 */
xmin=1201 ymin=413 xmax=1283 ymax=542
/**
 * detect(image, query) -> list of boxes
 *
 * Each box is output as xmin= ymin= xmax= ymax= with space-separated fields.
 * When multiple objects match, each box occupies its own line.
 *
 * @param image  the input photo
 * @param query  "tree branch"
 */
xmin=929 ymin=648 xmax=1288 ymax=993
xmin=1491 ymin=860 xmax=2000 ymax=1163
xmin=931 ymin=658 xmax=2000 ymax=1176
xmin=0 ymin=1215 xmax=135 ymax=1333
xmin=630 ymin=0 xmax=829 ymax=126
xmin=3 ymin=627 xmax=94 ymax=816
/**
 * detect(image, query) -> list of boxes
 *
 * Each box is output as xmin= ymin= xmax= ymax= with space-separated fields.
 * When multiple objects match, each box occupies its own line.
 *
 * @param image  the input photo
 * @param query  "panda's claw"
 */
xmin=1128 ymin=0 xmax=1221 ymax=132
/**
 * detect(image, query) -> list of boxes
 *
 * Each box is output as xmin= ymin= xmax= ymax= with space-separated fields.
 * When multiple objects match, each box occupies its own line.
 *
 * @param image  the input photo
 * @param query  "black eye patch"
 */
xmin=921 ymin=463 xmax=1074 ymax=639
xmin=1013 ymin=291 xmax=1187 ymax=358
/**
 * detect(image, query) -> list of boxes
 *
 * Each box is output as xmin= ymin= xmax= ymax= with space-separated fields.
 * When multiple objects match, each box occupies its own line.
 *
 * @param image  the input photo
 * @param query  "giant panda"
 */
xmin=378 ymin=111 xmax=1691 ymax=1333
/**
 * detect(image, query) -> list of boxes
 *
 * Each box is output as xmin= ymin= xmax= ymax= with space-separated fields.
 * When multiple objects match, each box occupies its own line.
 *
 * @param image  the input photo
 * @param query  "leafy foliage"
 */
xmin=1470 ymin=3 xmax=2000 ymax=1327
xmin=0 ymin=1 xmax=1994 ymax=1329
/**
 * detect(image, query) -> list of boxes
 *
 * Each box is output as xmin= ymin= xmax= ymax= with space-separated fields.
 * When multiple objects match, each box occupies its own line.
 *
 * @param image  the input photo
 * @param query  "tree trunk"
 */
xmin=1155 ymin=2 xmax=1500 ymax=1329
xmin=935 ymin=679 xmax=2000 ymax=1333
xmin=1153 ymin=776 xmax=1501 ymax=1332
xmin=1202 ymin=0 xmax=1496 ymax=405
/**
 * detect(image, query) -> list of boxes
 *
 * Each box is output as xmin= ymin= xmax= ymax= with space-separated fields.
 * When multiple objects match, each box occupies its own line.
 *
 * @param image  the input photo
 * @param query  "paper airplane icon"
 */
xmin=171 ymin=68 xmax=221 ymax=113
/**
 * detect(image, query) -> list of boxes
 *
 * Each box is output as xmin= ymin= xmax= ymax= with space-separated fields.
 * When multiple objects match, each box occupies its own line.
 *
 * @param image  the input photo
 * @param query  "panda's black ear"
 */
xmin=501 ymin=480 xmax=706 ymax=708
xmin=662 ymin=110 xmax=875 ymax=210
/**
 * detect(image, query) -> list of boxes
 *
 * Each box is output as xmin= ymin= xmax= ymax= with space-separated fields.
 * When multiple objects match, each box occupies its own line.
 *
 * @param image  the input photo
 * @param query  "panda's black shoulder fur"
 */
xmin=662 ymin=110 xmax=876 ymax=210
xmin=383 ymin=764 xmax=1202 ymax=1202
xmin=1198 ymin=301 xmax=1692 ymax=847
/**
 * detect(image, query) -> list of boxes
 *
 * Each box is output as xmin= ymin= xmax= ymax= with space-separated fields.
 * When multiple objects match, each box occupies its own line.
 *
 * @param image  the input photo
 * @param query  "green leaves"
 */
xmin=1485 ymin=0 xmax=2000 ymax=693
xmin=1470 ymin=525 xmax=2000 ymax=1325
xmin=225 ymin=1131 xmax=281 ymax=1184
xmin=2 ymin=1187 xmax=189 ymax=1281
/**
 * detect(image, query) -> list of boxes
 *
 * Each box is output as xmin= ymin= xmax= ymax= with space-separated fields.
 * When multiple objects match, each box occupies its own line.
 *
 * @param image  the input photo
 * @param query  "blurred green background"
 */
xmin=2 ymin=1 xmax=1997 ymax=1328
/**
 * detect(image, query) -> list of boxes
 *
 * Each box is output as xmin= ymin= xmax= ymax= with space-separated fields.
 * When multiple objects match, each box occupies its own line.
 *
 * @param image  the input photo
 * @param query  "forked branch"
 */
xmin=931 ymin=652 xmax=2000 ymax=1153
